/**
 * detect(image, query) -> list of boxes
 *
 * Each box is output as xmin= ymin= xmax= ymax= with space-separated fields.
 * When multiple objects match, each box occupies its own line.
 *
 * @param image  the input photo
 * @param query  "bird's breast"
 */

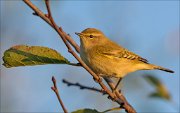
xmin=80 ymin=47 xmax=90 ymax=65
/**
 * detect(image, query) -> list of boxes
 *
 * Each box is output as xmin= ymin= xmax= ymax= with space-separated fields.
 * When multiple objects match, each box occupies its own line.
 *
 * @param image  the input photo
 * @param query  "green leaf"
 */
xmin=102 ymin=107 xmax=122 ymax=113
xmin=149 ymin=92 xmax=163 ymax=98
xmin=72 ymin=108 xmax=101 ymax=113
xmin=2 ymin=45 xmax=69 ymax=68
xmin=144 ymin=75 xmax=171 ymax=100
xmin=143 ymin=74 xmax=161 ymax=86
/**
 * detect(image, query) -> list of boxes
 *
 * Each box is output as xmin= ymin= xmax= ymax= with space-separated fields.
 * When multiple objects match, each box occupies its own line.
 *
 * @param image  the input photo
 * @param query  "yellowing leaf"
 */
xmin=102 ymin=107 xmax=121 ymax=113
xmin=3 ymin=45 xmax=69 ymax=68
xmin=144 ymin=75 xmax=171 ymax=100
xmin=72 ymin=109 xmax=101 ymax=113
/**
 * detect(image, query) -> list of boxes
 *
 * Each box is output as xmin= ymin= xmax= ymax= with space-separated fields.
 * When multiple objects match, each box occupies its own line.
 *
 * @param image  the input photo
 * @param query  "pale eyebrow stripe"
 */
xmin=84 ymin=34 xmax=102 ymax=36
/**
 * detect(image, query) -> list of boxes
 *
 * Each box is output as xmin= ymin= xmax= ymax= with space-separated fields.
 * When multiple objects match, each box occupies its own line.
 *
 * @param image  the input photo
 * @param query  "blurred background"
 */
xmin=0 ymin=0 xmax=179 ymax=112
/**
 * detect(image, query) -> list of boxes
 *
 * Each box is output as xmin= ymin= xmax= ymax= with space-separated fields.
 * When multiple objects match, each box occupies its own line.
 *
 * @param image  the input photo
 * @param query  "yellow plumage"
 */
xmin=76 ymin=28 xmax=174 ymax=78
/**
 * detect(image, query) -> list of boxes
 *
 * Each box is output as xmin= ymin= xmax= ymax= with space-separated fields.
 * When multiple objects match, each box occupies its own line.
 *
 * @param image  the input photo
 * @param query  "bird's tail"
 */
xmin=151 ymin=64 xmax=174 ymax=73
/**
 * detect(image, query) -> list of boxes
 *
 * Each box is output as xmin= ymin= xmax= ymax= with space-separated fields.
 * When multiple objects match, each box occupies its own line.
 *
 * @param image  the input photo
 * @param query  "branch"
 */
xmin=23 ymin=0 xmax=136 ymax=113
xmin=51 ymin=76 xmax=68 ymax=113
xmin=62 ymin=79 xmax=106 ymax=94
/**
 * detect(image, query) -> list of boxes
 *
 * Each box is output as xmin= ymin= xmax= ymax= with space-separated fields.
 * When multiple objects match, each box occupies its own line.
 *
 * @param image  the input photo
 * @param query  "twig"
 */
xmin=51 ymin=76 xmax=68 ymax=113
xmin=23 ymin=0 xmax=136 ymax=113
xmin=68 ymin=63 xmax=82 ymax=66
xmin=62 ymin=79 xmax=106 ymax=94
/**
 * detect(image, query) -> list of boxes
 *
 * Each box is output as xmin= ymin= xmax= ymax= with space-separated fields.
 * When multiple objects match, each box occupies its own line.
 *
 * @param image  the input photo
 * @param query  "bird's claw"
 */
xmin=100 ymin=89 xmax=107 ymax=95
xmin=112 ymin=88 xmax=121 ymax=93
xmin=107 ymin=95 xmax=116 ymax=101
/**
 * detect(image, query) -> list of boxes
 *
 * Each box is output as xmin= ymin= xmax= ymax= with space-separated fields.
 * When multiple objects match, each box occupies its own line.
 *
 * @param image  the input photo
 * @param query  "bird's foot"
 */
xmin=107 ymin=95 xmax=116 ymax=101
xmin=112 ymin=88 xmax=121 ymax=94
xmin=100 ymin=89 xmax=107 ymax=95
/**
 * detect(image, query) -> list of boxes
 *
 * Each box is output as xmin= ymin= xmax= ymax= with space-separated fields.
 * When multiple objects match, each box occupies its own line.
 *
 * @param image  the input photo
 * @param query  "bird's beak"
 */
xmin=75 ymin=32 xmax=84 ymax=37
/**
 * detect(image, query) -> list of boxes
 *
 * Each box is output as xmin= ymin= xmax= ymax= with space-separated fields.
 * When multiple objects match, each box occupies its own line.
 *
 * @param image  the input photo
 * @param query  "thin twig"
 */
xmin=23 ymin=0 xmax=136 ymax=113
xmin=68 ymin=63 xmax=82 ymax=66
xmin=62 ymin=79 xmax=106 ymax=94
xmin=51 ymin=76 xmax=68 ymax=113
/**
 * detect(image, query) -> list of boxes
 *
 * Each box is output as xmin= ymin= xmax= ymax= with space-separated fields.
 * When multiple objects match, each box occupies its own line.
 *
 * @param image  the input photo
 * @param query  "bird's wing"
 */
xmin=101 ymin=48 xmax=148 ymax=63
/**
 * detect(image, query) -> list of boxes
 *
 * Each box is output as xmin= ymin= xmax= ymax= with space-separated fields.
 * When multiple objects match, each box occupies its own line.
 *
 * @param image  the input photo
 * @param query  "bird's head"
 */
xmin=75 ymin=28 xmax=108 ymax=49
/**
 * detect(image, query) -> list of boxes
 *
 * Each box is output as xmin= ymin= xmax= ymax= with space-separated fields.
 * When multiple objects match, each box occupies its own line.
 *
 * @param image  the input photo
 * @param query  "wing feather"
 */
xmin=101 ymin=48 xmax=148 ymax=63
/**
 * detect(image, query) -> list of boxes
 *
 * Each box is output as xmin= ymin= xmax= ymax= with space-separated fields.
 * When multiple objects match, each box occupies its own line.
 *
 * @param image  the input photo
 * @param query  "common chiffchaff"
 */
xmin=75 ymin=28 xmax=174 ymax=84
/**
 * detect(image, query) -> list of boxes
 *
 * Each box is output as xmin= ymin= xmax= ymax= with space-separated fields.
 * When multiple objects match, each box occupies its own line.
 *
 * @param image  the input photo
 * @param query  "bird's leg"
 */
xmin=113 ymin=77 xmax=122 ymax=93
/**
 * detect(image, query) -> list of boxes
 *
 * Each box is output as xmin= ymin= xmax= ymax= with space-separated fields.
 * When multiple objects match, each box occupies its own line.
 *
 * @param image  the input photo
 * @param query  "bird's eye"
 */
xmin=89 ymin=35 xmax=94 ymax=38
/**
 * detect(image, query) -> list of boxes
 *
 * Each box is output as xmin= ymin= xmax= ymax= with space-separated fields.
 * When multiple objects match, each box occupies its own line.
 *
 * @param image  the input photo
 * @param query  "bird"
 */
xmin=75 ymin=28 xmax=174 ymax=90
